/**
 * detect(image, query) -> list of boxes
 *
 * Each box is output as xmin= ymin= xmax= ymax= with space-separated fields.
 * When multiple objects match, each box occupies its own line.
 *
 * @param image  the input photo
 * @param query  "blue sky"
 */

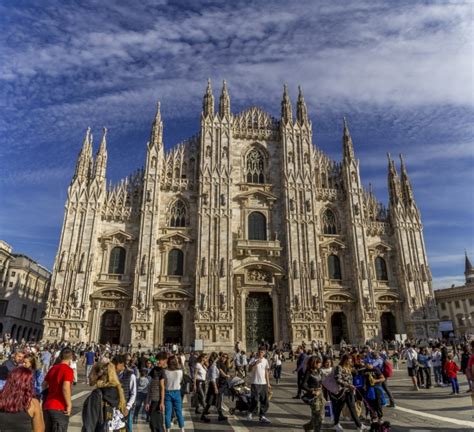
xmin=0 ymin=0 xmax=472 ymax=289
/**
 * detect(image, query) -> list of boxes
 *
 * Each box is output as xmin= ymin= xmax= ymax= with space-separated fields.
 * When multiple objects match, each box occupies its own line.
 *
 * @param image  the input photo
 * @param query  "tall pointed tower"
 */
xmin=194 ymin=80 xmax=234 ymax=350
xmin=388 ymin=154 xmax=438 ymax=338
xmin=43 ymin=128 xmax=106 ymax=341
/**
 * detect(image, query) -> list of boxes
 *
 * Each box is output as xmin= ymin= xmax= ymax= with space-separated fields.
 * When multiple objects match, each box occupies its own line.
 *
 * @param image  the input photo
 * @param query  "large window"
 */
xmin=375 ymin=256 xmax=388 ymax=281
xmin=108 ymin=247 xmax=126 ymax=274
xmin=169 ymin=200 xmax=186 ymax=227
xmin=322 ymin=209 xmax=337 ymax=235
xmin=168 ymin=249 xmax=184 ymax=276
xmin=328 ymin=254 xmax=342 ymax=280
xmin=246 ymin=148 xmax=265 ymax=184
xmin=248 ymin=212 xmax=267 ymax=241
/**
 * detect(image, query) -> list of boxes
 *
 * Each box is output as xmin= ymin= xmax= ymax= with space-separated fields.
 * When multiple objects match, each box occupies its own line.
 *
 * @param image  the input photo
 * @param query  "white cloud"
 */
xmin=432 ymin=275 xmax=466 ymax=290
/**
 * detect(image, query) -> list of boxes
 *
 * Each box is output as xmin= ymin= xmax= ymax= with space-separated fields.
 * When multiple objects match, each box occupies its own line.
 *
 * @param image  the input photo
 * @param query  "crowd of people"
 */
xmin=0 ymin=337 xmax=468 ymax=432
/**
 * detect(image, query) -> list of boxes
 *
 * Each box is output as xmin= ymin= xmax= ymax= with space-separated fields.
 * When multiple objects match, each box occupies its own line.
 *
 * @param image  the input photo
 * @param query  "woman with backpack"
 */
xmin=81 ymin=362 xmax=127 ymax=432
xmin=330 ymin=354 xmax=369 ymax=431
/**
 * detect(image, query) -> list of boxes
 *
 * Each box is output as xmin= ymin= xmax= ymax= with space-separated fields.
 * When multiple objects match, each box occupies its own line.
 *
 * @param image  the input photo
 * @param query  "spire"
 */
xmin=465 ymin=251 xmax=474 ymax=284
xmin=399 ymin=154 xmax=414 ymax=206
xmin=281 ymin=84 xmax=293 ymax=124
xmin=202 ymin=78 xmax=215 ymax=118
xmin=342 ymin=117 xmax=355 ymax=161
xmin=387 ymin=153 xmax=402 ymax=206
xmin=296 ymin=85 xmax=309 ymax=125
xmin=74 ymin=127 xmax=92 ymax=181
xmin=150 ymin=101 xmax=163 ymax=149
xmin=94 ymin=127 xmax=108 ymax=179
xmin=219 ymin=80 xmax=230 ymax=118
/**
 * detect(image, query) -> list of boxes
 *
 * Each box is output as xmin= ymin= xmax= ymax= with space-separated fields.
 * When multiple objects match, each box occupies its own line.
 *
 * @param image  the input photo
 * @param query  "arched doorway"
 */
xmin=99 ymin=310 xmax=122 ymax=344
xmin=10 ymin=324 xmax=16 ymax=339
xmin=381 ymin=312 xmax=397 ymax=341
xmin=17 ymin=326 xmax=22 ymax=340
xmin=331 ymin=312 xmax=349 ymax=345
xmin=245 ymin=292 xmax=274 ymax=351
xmin=163 ymin=311 xmax=183 ymax=345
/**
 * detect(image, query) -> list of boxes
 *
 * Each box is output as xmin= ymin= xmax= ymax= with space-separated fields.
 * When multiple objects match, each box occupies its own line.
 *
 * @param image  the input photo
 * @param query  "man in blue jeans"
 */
xmin=83 ymin=347 xmax=96 ymax=384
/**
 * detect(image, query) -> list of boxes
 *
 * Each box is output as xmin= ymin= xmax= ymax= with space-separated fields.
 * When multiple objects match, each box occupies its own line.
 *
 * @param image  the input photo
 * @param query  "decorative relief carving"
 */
xmin=247 ymin=269 xmax=271 ymax=282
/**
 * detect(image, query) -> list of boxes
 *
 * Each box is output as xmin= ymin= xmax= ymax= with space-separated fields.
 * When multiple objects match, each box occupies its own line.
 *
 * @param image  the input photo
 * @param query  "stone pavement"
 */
xmin=68 ymin=362 xmax=474 ymax=431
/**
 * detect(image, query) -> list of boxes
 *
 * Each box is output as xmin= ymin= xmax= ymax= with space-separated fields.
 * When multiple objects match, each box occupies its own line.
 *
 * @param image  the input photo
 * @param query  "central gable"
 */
xmin=233 ymin=106 xmax=279 ymax=140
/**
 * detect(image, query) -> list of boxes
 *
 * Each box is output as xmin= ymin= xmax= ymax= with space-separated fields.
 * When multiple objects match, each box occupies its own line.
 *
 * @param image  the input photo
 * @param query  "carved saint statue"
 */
xmin=138 ymin=291 xmax=145 ymax=309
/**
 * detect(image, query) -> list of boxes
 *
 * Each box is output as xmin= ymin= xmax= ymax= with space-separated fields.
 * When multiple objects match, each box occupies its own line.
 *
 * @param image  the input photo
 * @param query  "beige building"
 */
xmin=0 ymin=240 xmax=51 ymax=341
xmin=43 ymin=81 xmax=438 ymax=350
xmin=435 ymin=254 xmax=474 ymax=339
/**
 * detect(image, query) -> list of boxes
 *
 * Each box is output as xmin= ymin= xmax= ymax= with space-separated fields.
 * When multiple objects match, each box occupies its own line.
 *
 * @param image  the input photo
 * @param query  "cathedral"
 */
xmin=43 ymin=81 xmax=439 ymax=351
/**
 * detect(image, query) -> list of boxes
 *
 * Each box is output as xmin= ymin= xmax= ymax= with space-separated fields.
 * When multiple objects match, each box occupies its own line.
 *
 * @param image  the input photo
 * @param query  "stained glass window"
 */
xmin=322 ymin=209 xmax=337 ymax=235
xmin=169 ymin=200 xmax=186 ymax=227
xmin=246 ymin=149 xmax=265 ymax=184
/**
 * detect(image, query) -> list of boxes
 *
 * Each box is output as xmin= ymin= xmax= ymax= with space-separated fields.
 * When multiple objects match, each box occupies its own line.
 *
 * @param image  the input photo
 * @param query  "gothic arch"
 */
xmin=243 ymin=144 xmax=268 ymax=184
xmin=168 ymin=199 xmax=188 ymax=227
xmin=321 ymin=208 xmax=339 ymax=235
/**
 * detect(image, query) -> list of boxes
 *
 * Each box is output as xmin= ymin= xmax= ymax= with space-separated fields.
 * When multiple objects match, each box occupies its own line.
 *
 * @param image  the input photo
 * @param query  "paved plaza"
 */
xmin=68 ymin=361 xmax=473 ymax=432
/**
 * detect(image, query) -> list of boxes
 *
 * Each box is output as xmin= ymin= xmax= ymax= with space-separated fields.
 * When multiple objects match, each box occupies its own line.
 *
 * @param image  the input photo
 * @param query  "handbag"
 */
xmin=322 ymin=371 xmax=341 ymax=395
xmin=301 ymin=391 xmax=315 ymax=405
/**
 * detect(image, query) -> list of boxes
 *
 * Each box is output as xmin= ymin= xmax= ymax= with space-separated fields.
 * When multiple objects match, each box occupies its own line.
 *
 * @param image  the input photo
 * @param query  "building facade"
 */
xmin=435 ymin=254 xmax=474 ymax=339
xmin=43 ymin=82 xmax=438 ymax=350
xmin=0 ymin=240 xmax=51 ymax=341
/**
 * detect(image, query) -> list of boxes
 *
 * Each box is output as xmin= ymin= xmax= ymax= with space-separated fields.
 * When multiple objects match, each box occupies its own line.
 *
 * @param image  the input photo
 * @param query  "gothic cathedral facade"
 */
xmin=43 ymin=81 xmax=439 ymax=350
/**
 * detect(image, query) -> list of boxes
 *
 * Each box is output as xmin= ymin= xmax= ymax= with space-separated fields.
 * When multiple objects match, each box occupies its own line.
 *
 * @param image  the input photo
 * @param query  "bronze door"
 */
xmin=245 ymin=292 xmax=274 ymax=351
xmin=99 ymin=310 xmax=122 ymax=344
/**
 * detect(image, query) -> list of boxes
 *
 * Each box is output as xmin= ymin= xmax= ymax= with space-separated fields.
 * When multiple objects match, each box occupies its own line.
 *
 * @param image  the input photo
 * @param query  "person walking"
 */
xmin=404 ymin=343 xmax=419 ymax=391
xmin=0 ymin=367 xmax=45 ymax=432
xmin=146 ymin=352 xmax=167 ymax=432
xmin=81 ymin=362 xmax=127 ymax=432
xmin=84 ymin=347 xmax=96 ymax=385
xmin=444 ymin=354 xmax=460 ymax=395
xmin=301 ymin=357 xmax=324 ymax=432
xmin=43 ymin=347 xmax=74 ymax=432
xmin=193 ymin=354 xmax=207 ymax=415
xmin=200 ymin=352 xmax=226 ymax=422
xmin=330 ymin=354 xmax=369 ymax=432
xmin=133 ymin=369 xmax=150 ymax=423
xmin=293 ymin=346 xmax=307 ymax=399
xmin=163 ymin=356 xmax=185 ymax=432
xmin=112 ymin=355 xmax=137 ymax=431
xmin=246 ymin=346 xmax=271 ymax=424
xmin=272 ymin=349 xmax=283 ymax=384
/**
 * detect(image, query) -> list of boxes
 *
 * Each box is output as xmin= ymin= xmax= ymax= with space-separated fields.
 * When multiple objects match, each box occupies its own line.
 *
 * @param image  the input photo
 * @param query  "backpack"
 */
xmin=97 ymin=389 xmax=126 ymax=432
xmin=382 ymin=359 xmax=393 ymax=378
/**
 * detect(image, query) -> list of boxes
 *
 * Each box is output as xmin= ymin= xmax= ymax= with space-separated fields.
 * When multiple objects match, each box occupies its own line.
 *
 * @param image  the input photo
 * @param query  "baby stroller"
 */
xmin=227 ymin=377 xmax=252 ymax=415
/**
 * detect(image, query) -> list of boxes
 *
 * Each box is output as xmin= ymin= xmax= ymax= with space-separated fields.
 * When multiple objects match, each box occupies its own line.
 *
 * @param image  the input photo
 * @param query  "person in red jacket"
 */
xmin=444 ymin=354 xmax=460 ymax=395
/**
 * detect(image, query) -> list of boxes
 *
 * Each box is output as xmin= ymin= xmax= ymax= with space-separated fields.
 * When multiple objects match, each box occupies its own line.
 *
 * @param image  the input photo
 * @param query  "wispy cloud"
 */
xmin=0 ymin=0 xmax=473 ymax=272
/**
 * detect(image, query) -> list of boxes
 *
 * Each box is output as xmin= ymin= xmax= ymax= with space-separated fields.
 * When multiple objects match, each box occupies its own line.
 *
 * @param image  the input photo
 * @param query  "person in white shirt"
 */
xmin=193 ymin=354 xmax=208 ymax=414
xmin=246 ymin=346 xmax=271 ymax=424
xmin=404 ymin=343 xmax=419 ymax=390
xmin=164 ymin=356 xmax=185 ymax=432
xmin=272 ymin=350 xmax=283 ymax=384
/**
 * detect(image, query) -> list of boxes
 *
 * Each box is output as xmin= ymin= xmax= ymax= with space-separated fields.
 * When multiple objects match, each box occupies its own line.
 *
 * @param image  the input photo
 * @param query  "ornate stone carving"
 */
xmin=247 ymin=269 xmax=271 ymax=282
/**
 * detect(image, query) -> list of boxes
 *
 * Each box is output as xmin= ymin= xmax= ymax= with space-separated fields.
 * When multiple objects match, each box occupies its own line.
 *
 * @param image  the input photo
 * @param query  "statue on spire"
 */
xmin=399 ymin=154 xmax=415 ymax=206
xmin=219 ymin=80 xmax=231 ymax=118
xmin=281 ymin=84 xmax=293 ymax=124
xmin=342 ymin=117 xmax=355 ymax=161
xmin=74 ymin=127 xmax=93 ymax=181
xmin=94 ymin=127 xmax=108 ymax=179
xmin=296 ymin=85 xmax=309 ymax=125
xmin=150 ymin=101 xmax=163 ymax=149
xmin=387 ymin=153 xmax=402 ymax=207
xmin=202 ymin=78 xmax=215 ymax=118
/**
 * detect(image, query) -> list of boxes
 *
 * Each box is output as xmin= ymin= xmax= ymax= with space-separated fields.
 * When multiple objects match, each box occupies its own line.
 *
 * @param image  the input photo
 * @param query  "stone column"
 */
xmin=241 ymin=291 xmax=248 ymax=350
xmin=270 ymin=289 xmax=280 ymax=344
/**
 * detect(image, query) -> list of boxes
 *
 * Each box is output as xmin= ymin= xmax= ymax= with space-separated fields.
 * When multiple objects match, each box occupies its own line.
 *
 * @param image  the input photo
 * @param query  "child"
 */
xmin=391 ymin=352 xmax=399 ymax=370
xmin=134 ymin=368 xmax=151 ymax=423
xmin=444 ymin=354 xmax=460 ymax=395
